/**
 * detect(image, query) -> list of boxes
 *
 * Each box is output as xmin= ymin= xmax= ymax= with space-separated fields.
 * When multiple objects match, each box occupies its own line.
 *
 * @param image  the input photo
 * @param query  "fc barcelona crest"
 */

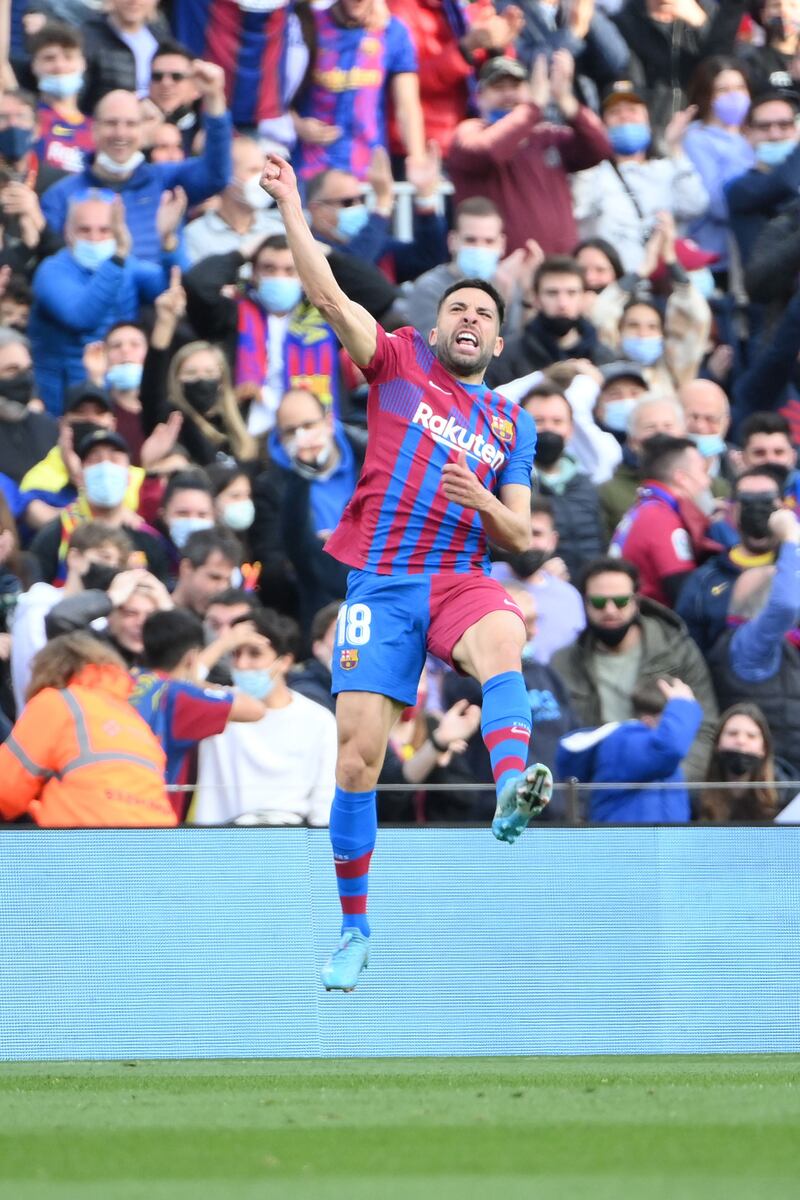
xmin=340 ymin=649 xmax=359 ymax=670
xmin=491 ymin=415 xmax=514 ymax=443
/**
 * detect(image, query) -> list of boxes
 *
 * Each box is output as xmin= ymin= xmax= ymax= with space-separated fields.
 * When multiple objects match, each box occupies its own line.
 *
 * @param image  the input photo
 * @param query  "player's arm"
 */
xmin=229 ymin=693 xmax=266 ymax=722
xmin=259 ymin=153 xmax=378 ymax=366
xmin=441 ymin=454 xmax=531 ymax=552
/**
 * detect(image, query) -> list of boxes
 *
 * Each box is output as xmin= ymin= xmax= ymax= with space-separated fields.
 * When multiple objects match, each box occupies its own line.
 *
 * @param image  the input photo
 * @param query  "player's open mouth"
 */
xmin=454 ymin=331 xmax=479 ymax=349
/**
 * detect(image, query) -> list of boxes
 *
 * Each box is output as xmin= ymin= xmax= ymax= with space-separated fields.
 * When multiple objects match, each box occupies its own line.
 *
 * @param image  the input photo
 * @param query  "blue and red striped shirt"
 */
xmin=324 ymin=325 xmax=536 ymax=576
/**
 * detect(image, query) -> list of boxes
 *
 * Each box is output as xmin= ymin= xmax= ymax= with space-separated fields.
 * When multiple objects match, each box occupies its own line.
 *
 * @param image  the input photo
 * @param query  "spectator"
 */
xmin=147 ymin=120 xmax=185 ymax=164
xmin=491 ymin=495 xmax=586 ymax=663
xmin=0 ymin=631 xmax=174 ymax=827
xmin=707 ymin=508 xmax=800 ymax=775
xmin=41 ymin=67 xmax=232 ymax=266
xmin=0 ymin=494 xmax=25 ymax=723
xmin=146 ymin=42 xmax=200 ymax=155
xmin=572 ymin=82 xmax=709 ymax=273
xmin=131 ymin=607 xmax=267 ymax=818
xmin=574 ymin=235 xmax=625 ymax=322
xmin=208 ymin=463 xmax=255 ymax=538
xmin=679 ymin=377 xmax=731 ymax=480
xmin=730 ymin=283 xmax=800 ymax=445
xmin=701 ymin=701 xmax=785 ymax=822
xmin=30 ymin=189 xmax=185 ymax=414
xmin=171 ymin=526 xmax=241 ymax=618
xmin=29 ymin=428 xmax=168 ymax=584
xmin=598 ymin=392 xmax=687 ymax=538
xmin=521 ymin=384 xmax=605 ymax=579
xmin=738 ymin=412 xmax=799 ymax=495
xmin=29 ymin=23 xmax=94 ymax=177
xmin=0 ymin=328 xmax=59 ymax=482
xmin=89 ymin=320 xmax=149 ymax=460
xmin=183 ymin=136 xmax=284 ymax=266
xmin=611 ymin=433 xmax=720 ymax=605
xmin=557 ymin=675 xmax=703 ymax=822
xmin=194 ymin=607 xmax=337 ymax=826
xmin=500 ymin=0 xmax=630 ymax=102
xmin=197 ymin=586 xmax=261 ymax=685
xmin=156 ymin=468 xmax=216 ymax=574
xmin=292 ymin=0 xmax=425 ymax=183
xmin=682 ymin=56 xmax=754 ymax=266
xmin=487 ymin=255 xmax=616 ymax=386
xmin=80 ymin=0 xmax=170 ymax=111
xmin=593 ymin=359 xmax=649 ymax=441
xmin=0 ymin=272 xmax=32 ymax=332
xmin=676 ymin=467 xmax=782 ymax=655
xmin=287 ymin=599 xmax=339 ymax=714
xmin=447 ymin=51 xmax=612 ymax=255
xmin=551 ymin=555 xmax=718 ymax=780
xmin=0 ymin=89 xmax=63 ymax=277
xmin=737 ymin=1 xmax=800 ymax=95
xmin=10 ymin=520 xmax=133 ymax=710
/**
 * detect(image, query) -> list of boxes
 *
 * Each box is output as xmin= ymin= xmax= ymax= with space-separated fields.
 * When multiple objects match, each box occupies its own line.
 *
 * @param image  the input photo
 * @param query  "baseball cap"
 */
xmin=478 ymin=57 xmax=526 ymax=87
xmin=674 ymin=238 xmax=719 ymax=270
xmin=76 ymin=428 xmax=131 ymax=460
xmin=751 ymin=72 xmax=800 ymax=113
xmin=600 ymin=361 xmax=648 ymax=391
xmin=601 ymin=80 xmax=647 ymax=113
xmin=64 ymin=381 xmax=113 ymax=414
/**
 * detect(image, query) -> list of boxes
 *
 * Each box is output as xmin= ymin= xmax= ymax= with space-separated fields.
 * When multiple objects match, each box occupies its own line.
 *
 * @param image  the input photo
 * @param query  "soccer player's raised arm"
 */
xmin=260 ymin=154 xmax=378 ymax=367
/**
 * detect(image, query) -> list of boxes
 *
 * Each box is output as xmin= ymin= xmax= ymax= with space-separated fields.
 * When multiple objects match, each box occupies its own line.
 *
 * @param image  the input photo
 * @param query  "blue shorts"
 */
xmin=331 ymin=569 xmax=525 ymax=707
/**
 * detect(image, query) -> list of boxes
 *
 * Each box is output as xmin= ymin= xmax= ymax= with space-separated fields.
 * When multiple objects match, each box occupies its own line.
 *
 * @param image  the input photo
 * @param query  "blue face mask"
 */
xmin=521 ymin=639 xmax=537 ymax=665
xmin=232 ymin=667 xmax=275 ymax=700
xmin=37 ymin=71 xmax=84 ymax=98
xmin=690 ymin=431 xmax=727 ymax=459
xmin=72 ymin=237 xmax=117 ymax=271
xmin=83 ymin=460 xmax=129 ymax=508
xmin=687 ymin=267 xmax=716 ymax=300
xmin=0 ymin=125 xmax=33 ymax=162
xmin=620 ymin=334 xmax=663 ymax=366
xmin=608 ymin=123 xmax=651 ymax=156
xmin=257 ymin=276 xmax=302 ymax=314
xmin=336 ymin=203 xmax=369 ymax=240
xmin=456 ymin=245 xmax=500 ymax=279
xmin=169 ymin=517 xmax=214 ymax=551
xmin=603 ymin=396 xmax=637 ymax=433
xmin=105 ymin=362 xmax=143 ymax=392
xmin=756 ymin=138 xmax=796 ymax=167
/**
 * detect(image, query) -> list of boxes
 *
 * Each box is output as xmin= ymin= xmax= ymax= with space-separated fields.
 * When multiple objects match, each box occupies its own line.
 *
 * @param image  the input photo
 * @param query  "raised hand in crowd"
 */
xmin=82 ymin=340 xmax=108 ymax=387
xmin=529 ymin=53 xmax=551 ymax=111
xmin=140 ymin=410 xmax=185 ymax=471
xmin=191 ymin=59 xmax=228 ymax=116
xmin=638 ymin=218 xmax=666 ymax=279
xmin=549 ymin=50 xmax=578 ymax=120
xmin=768 ymin=507 xmax=800 ymax=545
xmin=0 ymin=179 xmax=45 ymax=247
xmin=110 ymin=196 xmax=132 ymax=261
xmin=405 ymin=141 xmax=442 ymax=203
xmin=494 ymin=238 xmax=544 ymax=303
xmin=568 ymin=0 xmax=595 ymax=40
xmin=657 ymin=677 xmax=696 ymax=703
xmin=367 ymin=145 xmax=395 ymax=216
xmin=461 ymin=3 xmax=524 ymax=56
xmin=664 ymin=104 xmax=698 ymax=156
xmin=430 ymin=698 xmax=482 ymax=762
xmin=152 ymin=265 xmax=187 ymax=349
xmin=156 ymin=187 xmax=188 ymax=253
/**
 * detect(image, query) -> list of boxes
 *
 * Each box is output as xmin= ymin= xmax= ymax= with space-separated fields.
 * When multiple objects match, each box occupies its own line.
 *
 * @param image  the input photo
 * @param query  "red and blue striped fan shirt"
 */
xmin=324 ymin=326 xmax=537 ymax=576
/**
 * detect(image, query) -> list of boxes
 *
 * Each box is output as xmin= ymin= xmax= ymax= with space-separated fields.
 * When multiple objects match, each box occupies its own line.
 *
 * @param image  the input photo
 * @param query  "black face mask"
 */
xmin=0 ymin=367 xmax=34 ymax=408
xmin=506 ymin=548 xmax=547 ymax=578
xmin=760 ymin=463 xmax=790 ymax=490
xmin=81 ymin=562 xmax=121 ymax=592
xmin=717 ymin=748 xmax=764 ymax=778
xmin=538 ymin=313 xmax=579 ymax=339
xmin=68 ymin=420 xmax=105 ymax=453
xmin=535 ymin=430 xmax=565 ymax=468
xmin=738 ymin=497 xmax=777 ymax=542
xmin=183 ymin=378 xmax=221 ymax=414
xmin=591 ymin=616 xmax=638 ymax=647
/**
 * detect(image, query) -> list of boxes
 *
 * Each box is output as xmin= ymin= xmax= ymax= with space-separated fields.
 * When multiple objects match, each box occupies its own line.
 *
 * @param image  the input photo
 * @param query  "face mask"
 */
xmin=603 ymin=397 xmax=637 ymax=433
xmin=232 ymin=666 xmax=275 ymax=700
xmin=590 ymin=616 xmax=637 ymax=646
xmin=0 ymin=126 xmax=33 ymax=161
xmin=257 ymin=276 xmax=302 ymax=314
xmin=83 ymin=460 xmax=129 ymax=508
xmin=94 ymin=149 xmax=145 ymax=177
xmin=521 ymin=638 xmax=537 ymax=664
xmin=37 ymin=71 xmax=84 ymax=98
xmin=539 ymin=313 xmax=579 ymax=338
xmin=81 ymin=561 xmax=120 ymax=591
xmin=535 ymin=430 xmax=565 ymax=468
xmin=738 ymin=497 xmax=776 ymax=541
xmin=688 ymin=267 xmax=716 ymax=300
xmin=608 ymin=123 xmax=651 ymax=156
xmin=759 ymin=462 xmax=790 ymax=490
xmin=0 ymin=367 xmax=34 ymax=408
xmin=222 ymin=499 xmax=255 ymax=531
xmin=456 ymin=246 xmax=500 ymax=279
xmin=506 ymin=548 xmax=547 ymax=578
xmin=620 ymin=334 xmax=663 ymax=366
xmin=169 ymin=517 xmax=214 ymax=550
xmin=486 ymin=109 xmax=513 ymax=125
xmin=712 ymin=92 xmax=750 ymax=127
xmin=182 ymin=378 xmax=220 ymax=413
xmin=755 ymin=138 xmax=796 ymax=167
xmin=72 ymin=237 xmax=117 ymax=271
xmin=336 ymin=203 xmax=369 ymax=239
xmin=695 ymin=487 xmax=716 ymax=517
xmin=105 ymin=361 xmax=142 ymax=392
xmin=717 ymin=748 xmax=764 ymax=778
xmin=241 ymin=174 xmax=273 ymax=210
xmin=690 ymin=432 xmax=726 ymax=459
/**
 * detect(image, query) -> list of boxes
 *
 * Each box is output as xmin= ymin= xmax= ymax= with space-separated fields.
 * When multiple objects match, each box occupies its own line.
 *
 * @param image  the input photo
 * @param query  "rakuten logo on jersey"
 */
xmin=413 ymin=402 xmax=506 ymax=471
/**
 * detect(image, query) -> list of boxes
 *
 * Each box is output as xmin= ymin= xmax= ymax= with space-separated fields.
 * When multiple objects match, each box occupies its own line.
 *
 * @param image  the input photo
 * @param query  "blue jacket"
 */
xmin=40 ymin=111 xmax=232 ymax=264
xmin=732 ymin=287 xmax=800 ymax=438
xmin=556 ymin=697 xmax=704 ymax=823
xmin=725 ymin=142 xmax=800 ymax=266
xmin=30 ymin=249 xmax=173 ymax=415
xmin=675 ymin=546 xmax=775 ymax=656
xmin=727 ymin=541 xmax=800 ymax=683
xmin=682 ymin=121 xmax=754 ymax=266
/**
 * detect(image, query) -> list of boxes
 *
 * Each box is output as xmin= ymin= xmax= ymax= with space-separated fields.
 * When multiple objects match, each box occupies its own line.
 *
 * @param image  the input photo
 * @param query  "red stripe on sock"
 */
xmin=484 ymin=727 xmax=530 ymax=751
xmin=341 ymin=895 xmax=368 ymax=914
xmin=334 ymin=850 xmax=373 ymax=879
xmin=493 ymin=755 xmax=526 ymax=782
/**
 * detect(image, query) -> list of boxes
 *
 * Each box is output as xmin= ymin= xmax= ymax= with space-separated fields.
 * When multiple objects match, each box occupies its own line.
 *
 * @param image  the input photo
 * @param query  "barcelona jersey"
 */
xmin=324 ymin=325 xmax=536 ymax=576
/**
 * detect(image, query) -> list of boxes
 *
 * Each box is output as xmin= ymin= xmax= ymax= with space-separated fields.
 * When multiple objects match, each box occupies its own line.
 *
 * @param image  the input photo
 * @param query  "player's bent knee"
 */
xmin=336 ymin=738 xmax=383 ymax=792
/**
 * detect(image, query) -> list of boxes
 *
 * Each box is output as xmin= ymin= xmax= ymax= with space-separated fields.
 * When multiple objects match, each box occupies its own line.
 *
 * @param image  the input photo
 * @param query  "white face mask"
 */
xmin=241 ymin=174 xmax=274 ymax=210
xmin=95 ymin=149 xmax=145 ymax=177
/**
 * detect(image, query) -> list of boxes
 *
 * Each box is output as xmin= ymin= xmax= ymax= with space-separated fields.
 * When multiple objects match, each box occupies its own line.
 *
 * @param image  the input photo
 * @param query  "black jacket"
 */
xmin=538 ymin=466 xmax=605 ymax=583
xmin=80 ymin=15 xmax=171 ymax=114
xmin=486 ymin=315 xmax=616 ymax=388
xmin=287 ymin=658 xmax=335 ymax=714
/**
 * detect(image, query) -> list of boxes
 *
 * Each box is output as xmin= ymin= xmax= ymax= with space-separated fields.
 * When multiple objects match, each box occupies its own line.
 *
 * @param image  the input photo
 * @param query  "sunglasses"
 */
xmin=587 ymin=595 xmax=633 ymax=611
xmin=151 ymin=70 xmax=189 ymax=82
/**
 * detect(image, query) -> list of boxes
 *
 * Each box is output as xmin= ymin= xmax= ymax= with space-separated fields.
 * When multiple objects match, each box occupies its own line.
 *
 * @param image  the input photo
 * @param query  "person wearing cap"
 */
xmin=446 ymin=50 xmax=611 ymax=255
xmin=572 ymin=80 xmax=709 ymax=274
xmin=594 ymin=361 xmax=649 ymax=443
xmin=29 ymin=428 xmax=168 ymax=586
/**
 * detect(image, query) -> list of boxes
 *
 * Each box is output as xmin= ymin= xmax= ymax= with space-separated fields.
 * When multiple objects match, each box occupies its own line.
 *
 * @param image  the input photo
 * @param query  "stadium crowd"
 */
xmin=0 ymin=0 xmax=799 ymax=827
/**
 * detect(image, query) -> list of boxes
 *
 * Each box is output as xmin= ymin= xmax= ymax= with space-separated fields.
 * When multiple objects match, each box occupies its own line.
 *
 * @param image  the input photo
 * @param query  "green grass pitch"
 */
xmin=0 ymin=1056 xmax=798 ymax=1200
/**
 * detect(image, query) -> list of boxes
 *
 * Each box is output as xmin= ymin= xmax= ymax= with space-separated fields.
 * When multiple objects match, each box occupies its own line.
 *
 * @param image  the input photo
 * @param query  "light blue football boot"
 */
xmin=320 ymin=928 xmax=369 ymax=992
xmin=492 ymin=762 xmax=553 ymax=844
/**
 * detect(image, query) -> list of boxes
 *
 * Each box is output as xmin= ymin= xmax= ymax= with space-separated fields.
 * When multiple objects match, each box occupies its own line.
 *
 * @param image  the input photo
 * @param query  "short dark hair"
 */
xmin=142 ymin=608 xmax=205 ymax=671
xmin=521 ymin=382 xmax=570 ymax=411
xmin=572 ymin=237 xmax=624 ymax=281
xmin=162 ymin=469 xmax=213 ymax=510
xmin=454 ymin=196 xmax=501 ymax=223
xmin=29 ymin=22 xmax=83 ymax=56
xmin=104 ymin=319 xmax=146 ymax=342
xmin=181 ymin=526 xmax=242 ymax=569
xmin=533 ymin=255 xmax=585 ymax=292
xmin=686 ymin=55 xmax=748 ymax=123
xmin=232 ymin=606 xmax=301 ymax=659
xmin=206 ymin=587 xmax=260 ymax=612
xmin=1 ymin=273 xmax=31 ymax=307
xmin=631 ymin=676 xmax=670 ymax=719
xmin=436 ymin=277 xmax=505 ymax=327
xmin=639 ymin=434 xmax=698 ymax=482
xmin=734 ymin=466 xmax=784 ymax=495
xmin=151 ymin=41 xmax=193 ymax=63
xmin=310 ymin=600 xmax=342 ymax=644
xmin=205 ymin=462 xmax=252 ymax=498
xmin=620 ymin=296 xmax=663 ymax=327
xmin=251 ymin=233 xmax=290 ymax=263
xmin=740 ymin=411 xmax=794 ymax=445
xmin=579 ymin=555 xmax=640 ymax=597
xmin=68 ymin=521 xmax=133 ymax=560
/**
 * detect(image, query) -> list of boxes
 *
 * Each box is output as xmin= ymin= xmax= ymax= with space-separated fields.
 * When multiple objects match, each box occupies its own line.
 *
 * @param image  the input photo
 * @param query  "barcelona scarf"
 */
xmin=235 ymin=295 xmax=341 ymax=414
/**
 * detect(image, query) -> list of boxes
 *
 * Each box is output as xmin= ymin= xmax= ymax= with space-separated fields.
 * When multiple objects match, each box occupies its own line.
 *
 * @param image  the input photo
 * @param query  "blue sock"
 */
xmin=329 ymin=786 xmax=377 ymax=937
xmin=481 ymin=671 xmax=532 ymax=800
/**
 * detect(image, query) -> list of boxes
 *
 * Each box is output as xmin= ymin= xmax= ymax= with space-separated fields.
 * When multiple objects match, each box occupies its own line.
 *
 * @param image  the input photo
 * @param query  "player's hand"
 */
xmin=441 ymin=451 xmax=489 ymax=511
xmin=260 ymin=153 xmax=299 ymax=205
